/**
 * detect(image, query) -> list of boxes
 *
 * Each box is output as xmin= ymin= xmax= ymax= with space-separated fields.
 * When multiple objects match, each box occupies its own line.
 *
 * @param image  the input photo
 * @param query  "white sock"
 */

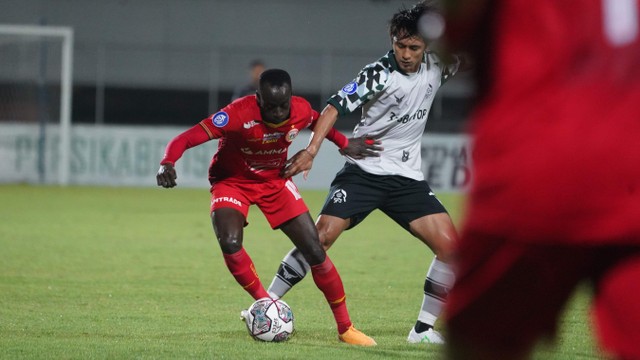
xmin=417 ymin=257 xmax=455 ymax=327
xmin=267 ymin=247 xmax=310 ymax=299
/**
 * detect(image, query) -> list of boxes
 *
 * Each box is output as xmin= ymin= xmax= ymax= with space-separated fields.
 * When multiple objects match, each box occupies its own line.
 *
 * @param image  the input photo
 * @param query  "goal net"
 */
xmin=0 ymin=25 xmax=73 ymax=185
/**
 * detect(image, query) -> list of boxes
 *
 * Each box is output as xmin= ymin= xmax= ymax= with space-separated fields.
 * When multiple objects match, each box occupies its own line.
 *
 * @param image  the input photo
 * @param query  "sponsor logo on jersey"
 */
xmin=211 ymin=111 xmax=229 ymax=128
xmin=341 ymin=81 xmax=358 ymax=95
xmin=330 ymin=189 xmax=347 ymax=204
xmin=247 ymin=159 xmax=284 ymax=170
xmin=211 ymin=196 xmax=242 ymax=207
xmin=390 ymin=108 xmax=429 ymax=124
xmin=240 ymin=147 xmax=287 ymax=155
xmin=262 ymin=132 xmax=282 ymax=144
xmin=243 ymin=120 xmax=258 ymax=129
xmin=285 ymin=128 xmax=299 ymax=142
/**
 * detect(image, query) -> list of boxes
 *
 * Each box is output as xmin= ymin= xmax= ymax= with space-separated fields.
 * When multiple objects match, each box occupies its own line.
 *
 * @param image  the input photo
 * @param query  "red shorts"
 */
xmin=445 ymin=231 xmax=640 ymax=358
xmin=210 ymin=179 xmax=308 ymax=229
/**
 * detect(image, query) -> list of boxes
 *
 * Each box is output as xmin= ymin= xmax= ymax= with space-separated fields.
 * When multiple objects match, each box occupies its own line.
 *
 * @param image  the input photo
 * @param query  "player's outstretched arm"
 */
xmin=156 ymin=163 xmax=177 ymax=188
xmin=156 ymin=122 xmax=212 ymax=188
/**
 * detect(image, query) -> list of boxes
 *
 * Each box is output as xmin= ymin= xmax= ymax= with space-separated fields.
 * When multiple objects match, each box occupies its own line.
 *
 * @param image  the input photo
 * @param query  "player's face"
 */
xmin=392 ymin=35 xmax=426 ymax=73
xmin=257 ymin=84 xmax=291 ymax=125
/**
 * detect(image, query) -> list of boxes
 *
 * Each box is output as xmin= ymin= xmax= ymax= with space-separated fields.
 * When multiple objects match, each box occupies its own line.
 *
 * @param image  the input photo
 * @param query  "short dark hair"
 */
xmin=259 ymin=69 xmax=292 ymax=89
xmin=389 ymin=1 xmax=439 ymax=40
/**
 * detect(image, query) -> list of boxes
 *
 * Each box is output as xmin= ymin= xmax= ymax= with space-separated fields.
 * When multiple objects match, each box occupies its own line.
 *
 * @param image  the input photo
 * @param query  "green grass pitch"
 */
xmin=0 ymin=185 xmax=605 ymax=359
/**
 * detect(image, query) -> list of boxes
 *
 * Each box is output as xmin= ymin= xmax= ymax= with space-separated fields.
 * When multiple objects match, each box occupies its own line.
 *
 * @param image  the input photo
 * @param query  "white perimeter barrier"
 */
xmin=0 ymin=123 xmax=471 ymax=192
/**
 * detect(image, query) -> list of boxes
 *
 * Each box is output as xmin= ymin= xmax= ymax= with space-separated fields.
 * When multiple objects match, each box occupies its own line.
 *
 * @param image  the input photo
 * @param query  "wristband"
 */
xmin=339 ymin=138 xmax=349 ymax=150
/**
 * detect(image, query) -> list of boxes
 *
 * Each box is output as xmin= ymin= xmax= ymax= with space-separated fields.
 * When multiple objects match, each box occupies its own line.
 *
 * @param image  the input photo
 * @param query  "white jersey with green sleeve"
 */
xmin=328 ymin=50 xmax=460 ymax=181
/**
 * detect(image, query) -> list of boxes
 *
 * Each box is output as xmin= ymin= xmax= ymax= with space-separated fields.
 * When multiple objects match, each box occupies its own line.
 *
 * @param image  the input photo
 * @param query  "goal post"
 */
xmin=0 ymin=24 xmax=73 ymax=185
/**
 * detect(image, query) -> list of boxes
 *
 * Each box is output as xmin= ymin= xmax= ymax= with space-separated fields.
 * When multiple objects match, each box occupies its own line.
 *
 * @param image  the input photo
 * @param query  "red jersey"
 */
xmin=161 ymin=95 xmax=347 ymax=184
xmin=455 ymin=0 xmax=640 ymax=244
xmin=203 ymin=96 xmax=318 ymax=183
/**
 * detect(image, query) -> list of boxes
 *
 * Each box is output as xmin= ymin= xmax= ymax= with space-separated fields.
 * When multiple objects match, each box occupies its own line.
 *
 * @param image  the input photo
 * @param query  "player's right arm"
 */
xmin=283 ymin=60 xmax=389 ymax=177
xmin=282 ymin=104 xmax=339 ymax=178
xmin=156 ymin=121 xmax=216 ymax=188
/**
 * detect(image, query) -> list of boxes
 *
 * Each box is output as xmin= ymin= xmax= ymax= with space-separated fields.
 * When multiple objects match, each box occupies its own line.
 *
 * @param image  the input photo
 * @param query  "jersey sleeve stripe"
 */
xmin=198 ymin=120 xmax=214 ymax=139
xmin=327 ymin=98 xmax=348 ymax=116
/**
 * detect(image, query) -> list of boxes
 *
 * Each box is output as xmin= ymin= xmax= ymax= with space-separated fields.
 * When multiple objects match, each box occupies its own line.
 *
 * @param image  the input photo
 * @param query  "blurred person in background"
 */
xmin=231 ymin=59 xmax=266 ymax=101
xmin=441 ymin=0 xmax=640 ymax=359
xmin=267 ymin=1 xmax=471 ymax=345
xmin=156 ymin=69 xmax=377 ymax=346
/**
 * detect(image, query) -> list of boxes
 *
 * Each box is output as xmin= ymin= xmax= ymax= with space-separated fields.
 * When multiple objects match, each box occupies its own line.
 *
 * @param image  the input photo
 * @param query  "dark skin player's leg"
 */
xmin=211 ymin=207 xmax=245 ymax=254
xmin=279 ymin=212 xmax=326 ymax=266
xmin=212 ymin=208 xmax=326 ymax=265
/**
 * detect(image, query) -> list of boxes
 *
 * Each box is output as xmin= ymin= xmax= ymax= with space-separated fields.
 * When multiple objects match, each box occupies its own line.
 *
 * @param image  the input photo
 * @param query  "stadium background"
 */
xmin=0 ymin=0 xmax=473 ymax=190
xmin=0 ymin=2 xmax=604 ymax=358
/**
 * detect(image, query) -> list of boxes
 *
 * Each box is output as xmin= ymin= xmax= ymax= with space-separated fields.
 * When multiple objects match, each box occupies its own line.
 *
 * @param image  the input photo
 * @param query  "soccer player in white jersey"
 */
xmin=267 ymin=1 xmax=470 ymax=344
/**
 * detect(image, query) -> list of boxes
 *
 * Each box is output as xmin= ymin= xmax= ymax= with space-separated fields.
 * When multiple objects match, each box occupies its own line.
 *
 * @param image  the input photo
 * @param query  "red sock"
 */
xmin=310 ymin=256 xmax=352 ymax=334
xmin=223 ymin=248 xmax=269 ymax=300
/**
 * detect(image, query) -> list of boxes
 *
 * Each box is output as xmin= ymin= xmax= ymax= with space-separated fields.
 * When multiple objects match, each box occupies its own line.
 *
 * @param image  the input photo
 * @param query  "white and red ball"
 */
xmin=245 ymin=298 xmax=294 ymax=342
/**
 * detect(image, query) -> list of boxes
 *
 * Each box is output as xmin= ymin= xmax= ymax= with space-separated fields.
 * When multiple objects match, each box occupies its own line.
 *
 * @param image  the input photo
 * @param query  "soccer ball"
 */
xmin=244 ymin=298 xmax=294 ymax=342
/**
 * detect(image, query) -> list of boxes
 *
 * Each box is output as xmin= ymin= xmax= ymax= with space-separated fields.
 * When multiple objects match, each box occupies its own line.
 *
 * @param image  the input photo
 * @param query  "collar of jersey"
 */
xmin=262 ymin=118 xmax=291 ymax=129
xmin=388 ymin=50 xmax=405 ymax=75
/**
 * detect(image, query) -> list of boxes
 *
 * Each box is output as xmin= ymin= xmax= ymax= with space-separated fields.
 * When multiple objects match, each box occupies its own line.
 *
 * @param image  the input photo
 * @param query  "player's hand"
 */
xmin=281 ymin=149 xmax=314 ymax=178
xmin=156 ymin=163 xmax=177 ymax=188
xmin=339 ymin=135 xmax=383 ymax=159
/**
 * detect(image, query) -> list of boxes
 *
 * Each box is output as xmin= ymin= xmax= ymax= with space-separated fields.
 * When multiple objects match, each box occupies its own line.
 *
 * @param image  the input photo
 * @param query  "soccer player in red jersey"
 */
xmin=156 ymin=69 xmax=376 ymax=346
xmin=441 ymin=0 xmax=640 ymax=358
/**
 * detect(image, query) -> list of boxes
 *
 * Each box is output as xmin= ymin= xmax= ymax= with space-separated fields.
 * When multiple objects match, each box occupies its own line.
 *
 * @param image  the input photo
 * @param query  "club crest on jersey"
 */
xmin=286 ymin=128 xmax=299 ymax=142
xmin=330 ymin=189 xmax=347 ymax=204
xmin=425 ymin=84 xmax=433 ymax=99
xmin=211 ymin=111 xmax=229 ymax=128
xmin=341 ymin=81 xmax=358 ymax=95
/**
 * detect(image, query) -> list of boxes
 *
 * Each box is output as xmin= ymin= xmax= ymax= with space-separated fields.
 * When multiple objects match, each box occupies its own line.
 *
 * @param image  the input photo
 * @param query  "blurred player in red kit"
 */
xmin=441 ymin=0 xmax=640 ymax=359
xmin=156 ymin=69 xmax=376 ymax=346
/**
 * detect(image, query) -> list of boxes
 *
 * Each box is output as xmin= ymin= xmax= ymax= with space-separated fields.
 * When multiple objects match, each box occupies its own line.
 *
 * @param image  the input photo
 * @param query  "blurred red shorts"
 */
xmin=445 ymin=232 xmax=640 ymax=358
